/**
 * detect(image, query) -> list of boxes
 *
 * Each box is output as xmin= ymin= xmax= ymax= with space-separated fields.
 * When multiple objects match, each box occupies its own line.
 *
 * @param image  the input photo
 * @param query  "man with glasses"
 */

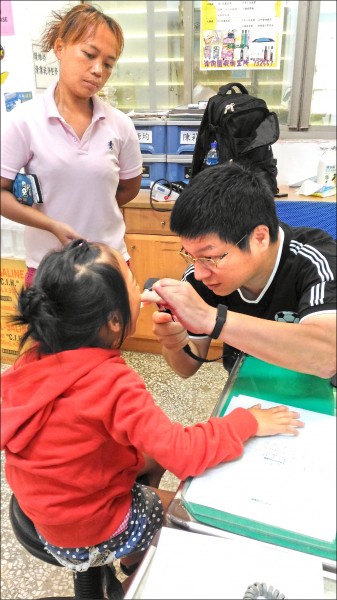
xmin=146 ymin=162 xmax=336 ymax=380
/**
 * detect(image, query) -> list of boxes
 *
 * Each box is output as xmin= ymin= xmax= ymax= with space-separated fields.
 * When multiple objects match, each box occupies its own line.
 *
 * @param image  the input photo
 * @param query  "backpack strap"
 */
xmin=218 ymin=82 xmax=249 ymax=96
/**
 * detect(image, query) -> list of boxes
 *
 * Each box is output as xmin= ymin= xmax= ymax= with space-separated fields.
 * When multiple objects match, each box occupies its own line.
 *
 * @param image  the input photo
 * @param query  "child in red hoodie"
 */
xmin=1 ymin=240 xmax=303 ymax=581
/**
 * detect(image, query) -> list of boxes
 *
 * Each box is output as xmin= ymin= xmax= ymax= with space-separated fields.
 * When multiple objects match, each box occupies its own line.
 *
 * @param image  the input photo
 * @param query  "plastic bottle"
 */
xmin=234 ymin=45 xmax=241 ymax=63
xmin=316 ymin=144 xmax=336 ymax=187
xmin=205 ymin=141 xmax=219 ymax=166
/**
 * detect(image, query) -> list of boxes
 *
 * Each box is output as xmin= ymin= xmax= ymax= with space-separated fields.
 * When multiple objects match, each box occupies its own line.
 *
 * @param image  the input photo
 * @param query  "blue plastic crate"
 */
xmin=141 ymin=154 xmax=167 ymax=189
xmin=166 ymin=120 xmax=200 ymax=155
xmin=133 ymin=119 xmax=167 ymax=154
xmin=166 ymin=154 xmax=193 ymax=185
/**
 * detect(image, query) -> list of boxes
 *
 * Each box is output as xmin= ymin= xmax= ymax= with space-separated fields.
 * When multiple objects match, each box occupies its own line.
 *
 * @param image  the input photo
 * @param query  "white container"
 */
xmin=12 ymin=222 xmax=26 ymax=259
xmin=0 ymin=217 xmax=25 ymax=259
xmin=316 ymin=145 xmax=336 ymax=186
xmin=0 ymin=217 xmax=13 ymax=257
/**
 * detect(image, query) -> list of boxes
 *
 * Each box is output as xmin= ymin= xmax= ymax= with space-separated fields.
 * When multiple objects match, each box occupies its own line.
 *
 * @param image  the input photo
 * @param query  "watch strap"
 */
xmin=209 ymin=304 xmax=228 ymax=339
xmin=183 ymin=343 xmax=224 ymax=363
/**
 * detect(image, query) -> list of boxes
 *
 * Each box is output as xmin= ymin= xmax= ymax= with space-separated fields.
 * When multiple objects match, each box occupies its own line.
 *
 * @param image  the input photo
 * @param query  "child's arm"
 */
xmin=108 ymin=367 xmax=304 ymax=481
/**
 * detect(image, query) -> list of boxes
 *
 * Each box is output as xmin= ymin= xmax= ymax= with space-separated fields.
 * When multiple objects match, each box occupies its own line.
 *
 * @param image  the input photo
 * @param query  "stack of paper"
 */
xmin=134 ymin=527 xmax=325 ymax=599
xmin=183 ymin=396 xmax=336 ymax=554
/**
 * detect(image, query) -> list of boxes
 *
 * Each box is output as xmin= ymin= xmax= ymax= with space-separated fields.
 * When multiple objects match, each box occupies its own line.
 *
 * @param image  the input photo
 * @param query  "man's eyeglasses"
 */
xmin=179 ymin=233 xmax=248 ymax=269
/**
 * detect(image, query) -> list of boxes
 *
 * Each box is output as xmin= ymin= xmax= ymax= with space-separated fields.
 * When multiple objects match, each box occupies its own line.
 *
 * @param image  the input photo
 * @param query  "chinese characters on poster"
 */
xmin=201 ymin=1 xmax=284 ymax=71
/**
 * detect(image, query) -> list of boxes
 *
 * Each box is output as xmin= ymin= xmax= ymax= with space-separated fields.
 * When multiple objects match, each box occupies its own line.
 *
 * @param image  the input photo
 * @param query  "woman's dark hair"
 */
xmin=170 ymin=162 xmax=280 ymax=250
xmin=12 ymin=240 xmax=131 ymax=355
xmin=40 ymin=3 xmax=124 ymax=58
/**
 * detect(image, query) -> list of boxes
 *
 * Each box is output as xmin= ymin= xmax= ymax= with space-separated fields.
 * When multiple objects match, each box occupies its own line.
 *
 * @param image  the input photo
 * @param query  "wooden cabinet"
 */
xmin=122 ymin=196 xmax=185 ymax=353
xmin=121 ymin=193 xmax=222 ymax=358
xmin=123 ymin=206 xmax=176 ymax=237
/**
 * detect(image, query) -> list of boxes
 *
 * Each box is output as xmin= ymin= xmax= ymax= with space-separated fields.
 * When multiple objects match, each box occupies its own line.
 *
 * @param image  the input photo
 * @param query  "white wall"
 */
xmin=273 ymin=140 xmax=330 ymax=186
xmin=1 ymin=1 xmax=77 ymax=124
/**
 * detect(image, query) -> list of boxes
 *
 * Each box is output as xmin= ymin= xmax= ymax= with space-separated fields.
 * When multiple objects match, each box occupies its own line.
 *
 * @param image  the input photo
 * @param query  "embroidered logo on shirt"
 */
xmin=108 ymin=141 xmax=114 ymax=150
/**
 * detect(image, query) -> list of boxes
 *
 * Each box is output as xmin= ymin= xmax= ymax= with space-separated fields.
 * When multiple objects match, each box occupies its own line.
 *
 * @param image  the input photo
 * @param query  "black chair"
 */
xmin=9 ymin=494 xmax=124 ymax=600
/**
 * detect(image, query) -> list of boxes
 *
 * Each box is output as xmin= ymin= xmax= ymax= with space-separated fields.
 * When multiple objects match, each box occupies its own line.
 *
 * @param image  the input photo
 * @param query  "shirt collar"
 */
xmin=43 ymin=81 xmax=106 ymax=123
xmin=238 ymin=226 xmax=284 ymax=304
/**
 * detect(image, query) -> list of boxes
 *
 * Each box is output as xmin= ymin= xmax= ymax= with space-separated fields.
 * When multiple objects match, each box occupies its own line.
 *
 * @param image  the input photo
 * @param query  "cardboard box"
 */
xmin=0 ymin=258 xmax=26 ymax=315
xmin=1 ymin=258 xmax=27 ymax=364
xmin=1 ymin=314 xmax=27 ymax=365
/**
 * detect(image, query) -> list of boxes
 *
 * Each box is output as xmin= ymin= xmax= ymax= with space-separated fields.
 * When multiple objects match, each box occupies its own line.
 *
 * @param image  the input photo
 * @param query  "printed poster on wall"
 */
xmin=201 ymin=0 xmax=284 ymax=71
xmin=32 ymin=44 xmax=59 ymax=89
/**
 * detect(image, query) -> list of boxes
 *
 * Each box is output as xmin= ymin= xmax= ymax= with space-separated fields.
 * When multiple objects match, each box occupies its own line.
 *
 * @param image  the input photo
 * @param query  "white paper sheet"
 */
xmin=138 ymin=527 xmax=325 ymax=600
xmin=184 ymin=395 xmax=336 ymax=542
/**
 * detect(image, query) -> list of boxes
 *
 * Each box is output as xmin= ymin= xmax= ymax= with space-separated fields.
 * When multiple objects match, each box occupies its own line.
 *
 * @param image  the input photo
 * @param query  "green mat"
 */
xmin=182 ymin=356 xmax=336 ymax=560
xmin=218 ymin=355 xmax=335 ymax=415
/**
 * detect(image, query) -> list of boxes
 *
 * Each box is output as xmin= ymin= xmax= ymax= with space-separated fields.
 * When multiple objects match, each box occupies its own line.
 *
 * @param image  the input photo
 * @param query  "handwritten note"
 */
xmin=184 ymin=395 xmax=336 ymax=542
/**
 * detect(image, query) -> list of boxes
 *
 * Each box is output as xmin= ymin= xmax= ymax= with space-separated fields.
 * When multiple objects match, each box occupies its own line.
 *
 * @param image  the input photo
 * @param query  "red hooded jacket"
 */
xmin=1 ymin=347 xmax=257 ymax=547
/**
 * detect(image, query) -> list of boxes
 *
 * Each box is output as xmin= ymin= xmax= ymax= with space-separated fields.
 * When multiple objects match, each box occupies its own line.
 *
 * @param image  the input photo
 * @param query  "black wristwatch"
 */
xmin=209 ymin=304 xmax=228 ymax=339
xmin=182 ymin=303 xmax=228 ymax=363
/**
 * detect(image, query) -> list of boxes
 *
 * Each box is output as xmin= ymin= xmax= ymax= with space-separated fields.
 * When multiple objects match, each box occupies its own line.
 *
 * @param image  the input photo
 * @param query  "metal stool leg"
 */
xmin=102 ymin=565 xmax=124 ymax=600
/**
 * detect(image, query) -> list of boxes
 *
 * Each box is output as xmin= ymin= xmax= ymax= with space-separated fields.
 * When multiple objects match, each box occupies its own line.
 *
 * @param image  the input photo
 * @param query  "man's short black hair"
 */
xmin=170 ymin=162 xmax=279 ymax=247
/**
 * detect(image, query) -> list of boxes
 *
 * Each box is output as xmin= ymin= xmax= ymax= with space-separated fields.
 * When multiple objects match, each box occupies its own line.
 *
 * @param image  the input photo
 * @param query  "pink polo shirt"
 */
xmin=1 ymin=82 xmax=142 ymax=267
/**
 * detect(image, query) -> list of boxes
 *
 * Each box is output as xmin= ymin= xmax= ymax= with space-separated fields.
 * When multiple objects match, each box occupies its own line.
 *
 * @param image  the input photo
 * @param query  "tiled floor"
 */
xmin=1 ymin=351 xmax=226 ymax=600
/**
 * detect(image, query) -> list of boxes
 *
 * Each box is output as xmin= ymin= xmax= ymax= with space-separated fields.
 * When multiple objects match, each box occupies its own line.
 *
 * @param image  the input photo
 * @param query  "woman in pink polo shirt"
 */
xmin=1 ymin=3 xmax=142 ymax=287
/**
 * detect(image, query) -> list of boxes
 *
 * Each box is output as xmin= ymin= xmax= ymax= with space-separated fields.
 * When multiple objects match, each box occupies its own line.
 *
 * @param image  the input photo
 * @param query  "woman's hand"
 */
xmin=50 ymin=221 xmax=84 ymax=246
xmin=248 ymin=404 xmax=305 ymax=436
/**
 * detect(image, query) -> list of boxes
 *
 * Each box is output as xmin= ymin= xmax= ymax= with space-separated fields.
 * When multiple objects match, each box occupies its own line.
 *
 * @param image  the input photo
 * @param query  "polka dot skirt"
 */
xmin=36 ymin=483 xmax=164 ymax=572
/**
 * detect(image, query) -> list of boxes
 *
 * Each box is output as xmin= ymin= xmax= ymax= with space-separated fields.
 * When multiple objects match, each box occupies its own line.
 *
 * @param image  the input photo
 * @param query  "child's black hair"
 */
xmin=12 ymin=239 xmax=131 ymax=355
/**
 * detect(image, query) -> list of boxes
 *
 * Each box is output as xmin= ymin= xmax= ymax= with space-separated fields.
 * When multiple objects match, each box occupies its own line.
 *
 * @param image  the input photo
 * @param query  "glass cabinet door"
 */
xmin=91 ymin=0 xmax=335 ymax=136
xmin=95 ymin=0 xmax=185 ymax=111
xmin=192 ymin=1 xmax=299 ymax=127
xmin=309 ymin=1 xmax=336 ymax=127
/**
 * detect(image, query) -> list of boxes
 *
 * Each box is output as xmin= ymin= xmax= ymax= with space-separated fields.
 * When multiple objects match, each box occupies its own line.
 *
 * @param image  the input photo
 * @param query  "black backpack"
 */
xmin=191 ymin=82 xmax=280 ymax=194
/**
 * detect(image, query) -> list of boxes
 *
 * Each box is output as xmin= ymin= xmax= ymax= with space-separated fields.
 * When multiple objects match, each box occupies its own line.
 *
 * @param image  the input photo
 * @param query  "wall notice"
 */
xmin=0 ymin=0 xmax=14 ymax=36
xmin=200 ymin=0 xmax=284 ymax=71
xmin=32 ymin=44 xmax=59 ymax=89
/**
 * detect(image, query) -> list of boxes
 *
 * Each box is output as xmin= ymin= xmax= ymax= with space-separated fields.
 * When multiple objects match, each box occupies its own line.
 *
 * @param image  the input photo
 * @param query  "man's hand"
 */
xmin=140 ymin=289 xmax=191 ymax=352
xmin=152 ymin=310 xmax=190 ymax=351
xmin=152 ymin=278 xmax=216 ymax=336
